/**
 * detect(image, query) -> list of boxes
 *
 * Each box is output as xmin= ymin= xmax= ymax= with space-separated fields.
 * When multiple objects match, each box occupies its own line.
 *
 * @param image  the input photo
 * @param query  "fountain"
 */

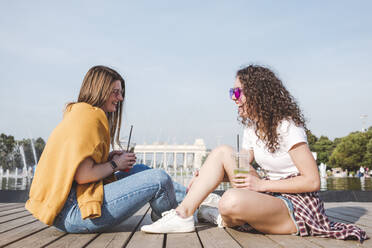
xmin=319 ymin=163 xmax=327 ymax=178
xmin=19 ymin=145 xmax=27 ymax=173
xmin=30 ymin=137 xmax=38 ymax=167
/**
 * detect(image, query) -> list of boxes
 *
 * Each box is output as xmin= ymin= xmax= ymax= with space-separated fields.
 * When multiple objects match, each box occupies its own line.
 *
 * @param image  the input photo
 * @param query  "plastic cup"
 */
xmin=128 ymin=143 xmax=136 ymax=153
xmin=232 ymin=152 xmax=250 ymax=183
xmin=124 ymin=143 xmax=136 ymax=172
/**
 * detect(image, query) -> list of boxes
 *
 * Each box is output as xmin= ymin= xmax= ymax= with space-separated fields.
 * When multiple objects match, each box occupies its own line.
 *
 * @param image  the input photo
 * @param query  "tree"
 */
xmin=0 ymin=133 xmax=16 ymax=171
xmin=329 ymin=131 xmax=370 ymax=171
xmin=306 ymin=129 xmax=318 ymax=151
xmin=363 ymin=138 xmax=372 ymax=168
xmin=362 ymin=127 xmax=372 ymax=168
xmin=312 ymin=136 xmax=334 ymax=165
xmin=34 ymin=137 xmax=46 ymax=161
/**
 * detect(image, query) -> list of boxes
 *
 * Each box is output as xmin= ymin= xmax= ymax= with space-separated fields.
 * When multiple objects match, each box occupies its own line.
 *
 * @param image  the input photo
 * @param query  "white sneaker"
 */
xmin=200 ymin=193 xmax=221 ymax=208
xmin=197 ymin=205 xmax=224 ymax=228
xmin=141 ymin=209 xmax=195 ymax=233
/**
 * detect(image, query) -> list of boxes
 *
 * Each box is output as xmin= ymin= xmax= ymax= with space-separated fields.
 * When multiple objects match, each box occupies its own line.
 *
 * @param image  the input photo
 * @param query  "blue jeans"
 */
xmin=53 ymin=164 xmax=186 ymax=233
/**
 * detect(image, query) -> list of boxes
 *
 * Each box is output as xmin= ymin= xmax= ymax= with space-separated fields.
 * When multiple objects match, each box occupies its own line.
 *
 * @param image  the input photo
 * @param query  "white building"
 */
xmin=115 ymin=139 xmax=207 ymax=169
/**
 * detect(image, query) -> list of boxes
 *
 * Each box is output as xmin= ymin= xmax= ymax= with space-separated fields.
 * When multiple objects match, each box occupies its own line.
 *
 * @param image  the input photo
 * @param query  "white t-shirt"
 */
xmin=242 ymin=119 xmax=308 ymax=180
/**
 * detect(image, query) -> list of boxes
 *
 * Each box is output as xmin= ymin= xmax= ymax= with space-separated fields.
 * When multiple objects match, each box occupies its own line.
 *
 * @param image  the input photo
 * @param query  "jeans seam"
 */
xmin=154 ymin=181 xmax=172 ymax=208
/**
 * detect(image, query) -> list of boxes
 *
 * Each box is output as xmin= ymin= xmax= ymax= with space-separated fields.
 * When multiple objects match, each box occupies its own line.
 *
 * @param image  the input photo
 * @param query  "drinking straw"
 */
xmin=237 ymin=134 xmax=240 ymax=168
xmin=126 ymin=125 xmax=133 ymax=152
xmin=237 ymin=134 xmax=240 ymax=153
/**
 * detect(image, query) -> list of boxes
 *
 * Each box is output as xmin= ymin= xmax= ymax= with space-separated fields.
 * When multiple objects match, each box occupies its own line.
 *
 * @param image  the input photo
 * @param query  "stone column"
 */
xmin=173 ymin=152 xmax=177 ymax=168
xmin=183 ymin=152 xmax=187 ymax=169
xmin=163 ymin=152 xmax=167 ymax=169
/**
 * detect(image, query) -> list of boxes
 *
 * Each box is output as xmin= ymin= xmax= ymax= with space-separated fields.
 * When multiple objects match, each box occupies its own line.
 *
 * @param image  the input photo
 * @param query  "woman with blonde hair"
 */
xmin=141 ymin=65 xmax=367 ymax=242
xmin=26 ymin=65 xmax=185 ymax=233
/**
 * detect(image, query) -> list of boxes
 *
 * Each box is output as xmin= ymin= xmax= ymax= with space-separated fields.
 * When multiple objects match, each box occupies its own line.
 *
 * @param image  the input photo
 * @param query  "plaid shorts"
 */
xmin=264 ymin=174 xmax=367 ymax=242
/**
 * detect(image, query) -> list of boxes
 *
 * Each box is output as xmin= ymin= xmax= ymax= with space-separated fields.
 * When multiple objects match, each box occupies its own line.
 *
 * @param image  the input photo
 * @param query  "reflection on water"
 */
xmin=1 ymin=169 xmax=372 ymax=192
xmin=320 ymin=177 xmax=372 ymax=191
xmin=213 ymin=178 xmax=372 ymax=192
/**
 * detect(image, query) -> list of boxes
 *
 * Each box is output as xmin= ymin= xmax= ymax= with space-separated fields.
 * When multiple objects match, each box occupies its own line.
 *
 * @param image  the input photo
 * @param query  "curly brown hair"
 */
xmin=237 ymin=65 xmax=306 ymax=153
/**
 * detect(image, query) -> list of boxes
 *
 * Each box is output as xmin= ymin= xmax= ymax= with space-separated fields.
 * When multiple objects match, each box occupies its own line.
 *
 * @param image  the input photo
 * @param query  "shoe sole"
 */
xmin=141 ymin=227 xmax=195 ymax=234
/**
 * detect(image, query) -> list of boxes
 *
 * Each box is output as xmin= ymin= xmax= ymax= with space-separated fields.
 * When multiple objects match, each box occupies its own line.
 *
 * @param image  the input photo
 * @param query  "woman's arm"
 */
xmin=74 ymin=152 xmax=137 ymax=184
xmin=233 ymin=142 xmax=320 ymax=193
xmin=241 ymin=148 xmax=260 ymax=179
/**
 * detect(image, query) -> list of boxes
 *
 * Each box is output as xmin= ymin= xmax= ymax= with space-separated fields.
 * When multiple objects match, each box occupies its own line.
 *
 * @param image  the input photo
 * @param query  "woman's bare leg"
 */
xmin=175 ymin=145 xmax=237 ymax=217
xmin=219 ymin=189 xmax=297 ymax=234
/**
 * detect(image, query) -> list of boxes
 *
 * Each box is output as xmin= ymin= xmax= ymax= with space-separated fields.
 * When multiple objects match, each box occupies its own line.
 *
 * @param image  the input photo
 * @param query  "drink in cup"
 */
xmin=123 ymin=142 xmax=136 ymax=172
xmin=233 ymin=152 xmax=250 ymax=183
xmin=128 ymin=142 xmax=136 ymax=153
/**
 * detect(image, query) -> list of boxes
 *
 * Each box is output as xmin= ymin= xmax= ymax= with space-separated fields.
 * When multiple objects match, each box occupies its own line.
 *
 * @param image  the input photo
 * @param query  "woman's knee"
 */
xmin=212 ymin=145 xmax=234 ymax=156
xmin=218 ymin=189 xmax=243 ymax=216
xmin=151 ymin=169 xmax=173 ymax=188
xmin=207 ymin=145 xmax=234 ymax=163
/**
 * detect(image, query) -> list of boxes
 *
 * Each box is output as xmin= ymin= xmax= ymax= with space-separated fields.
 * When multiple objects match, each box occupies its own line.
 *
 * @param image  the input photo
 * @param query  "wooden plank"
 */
xmin=84 ymin=233 xmax=122 ymax=248
xmin=326 ymin=207 xmax=372 ymax=223
xmin=166 ymin=232 xmax=202 ymax=248
xmin=5 ymin=227 xmax=66 ymax=248
xmin=325 ymin=202 xmax=372 ymax=214
xmin=43 ymin=206 xmax=151 ymax=248
xmin=225 ymin=228 xmax=280 ymax=248
xmin=0 ymin=203 xmax=22 ymax=208
xmin=326 ymin=209 xmax=372 ymax=227
xmin=0 ymin=208 xmax=27 ymax=217
xmin=303 ymin=236 xmax=361 ymax=248
xmin=0 ymin=203 xmax=11 ymax=206
xmin=331 ymin=206 xmax=372 ymax=217
xmin=0 ymin=204 xmax=25 ymax=212
xmin=198 ymin=224 xmax=241 ymax=248
xmin=340 ymin=206 xmax=372 ymax=217
xmin=0 ymin=220 xmax=48 ymax=247
xmin=86 ymin=205 xmax=151 ymax=248
xmin=125 ymin=209 xmax=164 ymax=248
xmin=45 ymin=233 xmax=99 ymax=248
xmin=0 ymin=215 xmax=37 ymax=233
xmin=266 ymin=234 xmax=322 ymax=248
xmin=0 ymin=211 xmax=31 ymax=224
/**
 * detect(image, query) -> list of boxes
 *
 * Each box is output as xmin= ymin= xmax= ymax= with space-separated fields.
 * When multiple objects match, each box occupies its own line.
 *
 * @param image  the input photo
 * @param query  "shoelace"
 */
xmin=155 ymin=209 xmax=178 ymax=224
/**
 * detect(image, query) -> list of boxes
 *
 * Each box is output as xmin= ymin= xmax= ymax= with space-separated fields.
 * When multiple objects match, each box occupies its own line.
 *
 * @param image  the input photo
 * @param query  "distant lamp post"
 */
xmin=360 ymin=114 xmax=368 ymax=132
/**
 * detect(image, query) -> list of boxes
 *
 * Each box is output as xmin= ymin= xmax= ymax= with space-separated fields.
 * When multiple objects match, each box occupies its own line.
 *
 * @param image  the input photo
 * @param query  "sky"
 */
xmin=0 ymin=0 xmax=371 ymax=149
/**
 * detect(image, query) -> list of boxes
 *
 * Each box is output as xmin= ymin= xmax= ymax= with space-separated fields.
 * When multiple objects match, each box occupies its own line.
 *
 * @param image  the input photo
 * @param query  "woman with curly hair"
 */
xmin=141 ymin=65 xmax=367 ymax=242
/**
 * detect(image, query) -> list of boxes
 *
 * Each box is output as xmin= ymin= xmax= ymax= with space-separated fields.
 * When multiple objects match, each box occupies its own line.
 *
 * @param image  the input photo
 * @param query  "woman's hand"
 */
xmin=232 ymin=173 xmax=265 ymax=192
xmin=108 ymin=150 xmax=124 ymax=161
xmin=112 ymin=152 xmax=137 ymax=171
xmin=186 ymin=169 xmax=199 ymax=192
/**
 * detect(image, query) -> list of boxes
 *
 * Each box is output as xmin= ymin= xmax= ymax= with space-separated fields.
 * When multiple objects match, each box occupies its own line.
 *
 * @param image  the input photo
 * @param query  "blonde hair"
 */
xmin=67 ymin=65 xmax=125 ymax=148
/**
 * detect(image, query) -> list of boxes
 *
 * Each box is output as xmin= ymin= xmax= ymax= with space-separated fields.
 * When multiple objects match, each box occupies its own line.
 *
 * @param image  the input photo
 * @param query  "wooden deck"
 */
xmin=0 ymin=202 xmax=371 ymax=248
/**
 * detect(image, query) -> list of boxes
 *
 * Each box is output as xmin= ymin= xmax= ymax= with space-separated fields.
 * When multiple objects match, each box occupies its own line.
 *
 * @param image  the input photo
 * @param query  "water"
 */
xmin=1 ymin=167 xmax=372 ymax=191
xmin=1 ymin=177 xmax=31 ymax=190
xmin=173 ymin=173 xmax=372 ymax=191
xmin=320 ymin=177 xmax=372 ymax=191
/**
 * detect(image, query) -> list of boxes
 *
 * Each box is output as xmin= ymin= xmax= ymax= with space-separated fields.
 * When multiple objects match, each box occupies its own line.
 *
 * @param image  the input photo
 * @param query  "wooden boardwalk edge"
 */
xmin=0 ymin=202 xmax=371 ymax=247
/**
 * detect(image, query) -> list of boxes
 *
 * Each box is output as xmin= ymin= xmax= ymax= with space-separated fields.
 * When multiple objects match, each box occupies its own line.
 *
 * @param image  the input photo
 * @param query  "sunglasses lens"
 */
xmin=229 ymin=88 xmax=242 ymax=99
xmin=234 ymin=88 xmax=241 ymax=99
